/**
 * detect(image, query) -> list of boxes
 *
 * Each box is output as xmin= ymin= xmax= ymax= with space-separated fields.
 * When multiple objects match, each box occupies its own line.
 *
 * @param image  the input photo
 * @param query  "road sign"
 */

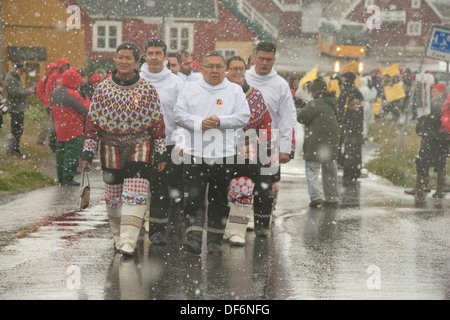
xmin=426 ymin=25 xmax=450 ymax=62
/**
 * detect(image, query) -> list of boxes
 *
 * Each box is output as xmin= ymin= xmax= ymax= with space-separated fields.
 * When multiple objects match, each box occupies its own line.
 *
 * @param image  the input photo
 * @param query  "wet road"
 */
xmin=0 ymin=127 xmax=449 ymax=301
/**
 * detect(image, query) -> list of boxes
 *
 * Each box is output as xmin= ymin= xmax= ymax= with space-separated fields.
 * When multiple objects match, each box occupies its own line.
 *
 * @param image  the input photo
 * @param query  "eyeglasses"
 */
xmin=229 ymin=67 xmax=245 ymax=72
xmin=202 ymin=64 xmax=225 ymax=70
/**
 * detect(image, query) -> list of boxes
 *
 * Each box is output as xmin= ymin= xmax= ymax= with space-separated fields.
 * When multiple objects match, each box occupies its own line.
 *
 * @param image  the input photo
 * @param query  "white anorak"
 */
xmin=178 ymin=71 xmax=202 ymax=82
xmin=174 ymin=78 xmax=250 ymax=158
xmin=140 ymin=64 xmax=185 ymax=146
xmin=246 ymin=66 xmax=297 ymax=154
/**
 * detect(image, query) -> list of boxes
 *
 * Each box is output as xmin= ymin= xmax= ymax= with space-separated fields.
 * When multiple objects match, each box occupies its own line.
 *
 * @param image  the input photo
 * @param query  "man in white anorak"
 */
xmin=177 ymin=50 xmax=202 ymax=82
xmin=140 ymin=38 xmax=185 ymax=244
xmin=245 ymin=41 xmax=297 ymax=232
xmin=174 ymin=51 xmax=250 ymax=255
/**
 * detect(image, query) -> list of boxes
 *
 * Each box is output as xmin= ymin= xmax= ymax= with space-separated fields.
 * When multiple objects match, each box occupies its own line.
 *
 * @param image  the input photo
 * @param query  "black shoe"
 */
xmin=149 ymin=232 xmax=167 ymax=245
xmin=7 ymin=151 xmax=25 ymax=158
xmin=309 ymin=199 xmax=323 ymax=208
xmin=404 ymin=189 xmax=417 ymax=195
xmin=207 ymin=242 xmax=222 ymax=254
xmin=61 ymin=180 xmax=80 ymax=186
xmin=323 ymin=201 xmax=339 ymax=209
xmin=182 ymin=239 xmax=202 ymax=255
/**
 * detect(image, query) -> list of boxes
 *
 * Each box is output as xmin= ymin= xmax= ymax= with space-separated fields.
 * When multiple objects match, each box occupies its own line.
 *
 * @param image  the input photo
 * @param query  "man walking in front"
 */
xmin=174 ymin=51 xmax=250 ymax=254
xmin=246 ymin=42 xmax=297 ymax=231
xmin=140 ymin=38 xmax=185 ymax=244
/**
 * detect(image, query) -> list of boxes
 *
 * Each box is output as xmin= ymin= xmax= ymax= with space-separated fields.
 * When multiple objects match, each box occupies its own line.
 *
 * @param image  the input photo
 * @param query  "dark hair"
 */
xmin=168 ymin=52 xmax=181 ymax=64
xmin=226 ymin=56 xmax=246 ymax=69
xmin=310 ymin=77 xmax=327 ymax=93
xmin=201 ymin=51 xmax=226 ymax=65
xmin=255 ymin=42 xmax=276 ymax=55
xmin=139 ymin=55 xmax=146 ymax=69
xmin=116 ymin=42 xmax=140 ymax=62
xmin=178 ymin=50 xmax=191 ymax=57
xmin=144 ymin=38 xmax=167 ymax=55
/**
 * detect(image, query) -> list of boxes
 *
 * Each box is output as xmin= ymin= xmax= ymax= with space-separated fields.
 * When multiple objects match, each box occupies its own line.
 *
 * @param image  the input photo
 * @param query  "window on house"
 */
xmin=411 ymin=0 xmax=421 ymax=9
xmin=407 ymin=21 xmax=421 ymax=36
xmin=93 ymin=21 xmax=122 ymax=52
xmin=216 ymin=49 xmax=238 ymax=60
xmin=166 ymin=24 xmax=194 ymax=52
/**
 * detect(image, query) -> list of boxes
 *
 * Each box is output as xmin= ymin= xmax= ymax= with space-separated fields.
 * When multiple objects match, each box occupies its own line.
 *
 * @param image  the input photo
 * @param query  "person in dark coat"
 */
xmin=297 ymin=77 xmax=340 ymax=208
xmin=405 ymin=83 xmax=449 ymax=199
xmin=338 ymin=71 xmax=364 ymax=184
xmin=4 ymin=63 xmax=36 ymax=157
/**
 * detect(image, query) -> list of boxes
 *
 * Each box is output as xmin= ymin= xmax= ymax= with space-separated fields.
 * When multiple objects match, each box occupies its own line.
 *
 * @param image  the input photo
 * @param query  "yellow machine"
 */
xmin=317 ymin=19 xmax=368 ymax=59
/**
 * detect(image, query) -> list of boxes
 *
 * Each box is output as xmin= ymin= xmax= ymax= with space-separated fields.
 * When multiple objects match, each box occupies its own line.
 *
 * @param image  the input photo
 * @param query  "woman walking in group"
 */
xmin=81 ymin=42 xmax=167 ymax=256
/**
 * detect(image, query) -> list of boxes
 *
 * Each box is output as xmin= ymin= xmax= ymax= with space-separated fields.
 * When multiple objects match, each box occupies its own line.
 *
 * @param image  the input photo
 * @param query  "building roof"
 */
xmin=323 ymin=0 xmax=450 ymax=24
xmin=427 ymin=0 xmax=450 ymax=22
xmin=75 ymin=0 xmax=217 ymax=20
xmin=321 ymin=0 xmax=360 ymax=21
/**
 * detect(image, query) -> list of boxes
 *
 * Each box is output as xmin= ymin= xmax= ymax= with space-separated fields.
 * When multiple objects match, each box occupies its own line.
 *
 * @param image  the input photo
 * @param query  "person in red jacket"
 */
xmin=45 ymin=59 xmax=70 ymax=105
xmin=50 ymin=68 xmax=90 ymax=186
xmin=36 ymin=62 xmax=57 ymax=146
xmin=44 ymin=59 xmax=70 ymax=153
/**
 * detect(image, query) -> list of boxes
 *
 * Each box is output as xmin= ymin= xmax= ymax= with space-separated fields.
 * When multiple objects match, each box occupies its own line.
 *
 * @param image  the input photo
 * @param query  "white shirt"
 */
xmin=174 ymin=78 xmax=250 ymax=158
xmin=140 ymin=64 xmax=185 ymax=146
xmin=246 ymin=66 xmax=297 ymax=154
xmin=178 ymin=71 xmax=202 ymax=82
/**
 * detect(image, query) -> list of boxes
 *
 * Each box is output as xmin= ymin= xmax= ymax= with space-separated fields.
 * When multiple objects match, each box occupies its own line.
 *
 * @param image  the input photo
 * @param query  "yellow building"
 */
xmin=1 ymin=0 xmax=85 ymax=86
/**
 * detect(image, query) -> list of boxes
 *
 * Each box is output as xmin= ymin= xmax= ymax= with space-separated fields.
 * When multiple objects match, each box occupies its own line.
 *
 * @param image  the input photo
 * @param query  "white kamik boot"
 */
xmin=224 ymin=204 xmax=252 ymax=245
xmin=144 ymin=185 xmax=151 ymax=232
xmin=107 ymin=205 xmax=122 ymax=250
xmin=119 ymin=203 xmax=146 ymax=255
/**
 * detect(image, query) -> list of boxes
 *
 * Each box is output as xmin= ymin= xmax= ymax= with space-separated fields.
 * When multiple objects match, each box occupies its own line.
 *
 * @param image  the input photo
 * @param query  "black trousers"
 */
xmin=147 ymin=145 xmax=184 ymax=236
xmin=183 ymin=156 xmax=234 ymax=245
xmin=7 ymin=111 xmax=25 ymax=154
xmin=416 ymin=136 xmax=448 ymax=175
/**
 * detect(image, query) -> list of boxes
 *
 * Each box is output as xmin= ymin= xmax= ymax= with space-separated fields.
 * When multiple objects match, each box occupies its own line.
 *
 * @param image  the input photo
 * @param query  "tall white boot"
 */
xmin=226 ymin=176 xmax=254 ymax=245
xmin=247 ymin=211 xmax=255 ymax=230
xmin=224 ymin=204 xmax=252 ymax=245
xmin=119 ymin=203 xmax=146 ymax=255
xmin=106 ymin=205 xmax=122 ymax=250
xmin=144 ymin=211 xmax=150 ymax=232
xmin=144 ymin=185 xmax=151 ymax=232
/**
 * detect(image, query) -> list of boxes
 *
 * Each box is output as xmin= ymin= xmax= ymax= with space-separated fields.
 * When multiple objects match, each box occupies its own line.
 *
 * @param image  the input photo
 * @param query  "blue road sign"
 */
xmin=426 ymin=25 xmax=450 ymax=61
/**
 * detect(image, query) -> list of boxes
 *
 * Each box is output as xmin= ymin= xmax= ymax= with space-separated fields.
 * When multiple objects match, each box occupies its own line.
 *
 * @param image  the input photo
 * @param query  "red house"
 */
xmin=323 ymin=0 xmax=450 ymax=56
xmin=241 ymin=0 xmax=303 ymax=36
xmin=61 ymin=0 xmax=271 ymax=71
